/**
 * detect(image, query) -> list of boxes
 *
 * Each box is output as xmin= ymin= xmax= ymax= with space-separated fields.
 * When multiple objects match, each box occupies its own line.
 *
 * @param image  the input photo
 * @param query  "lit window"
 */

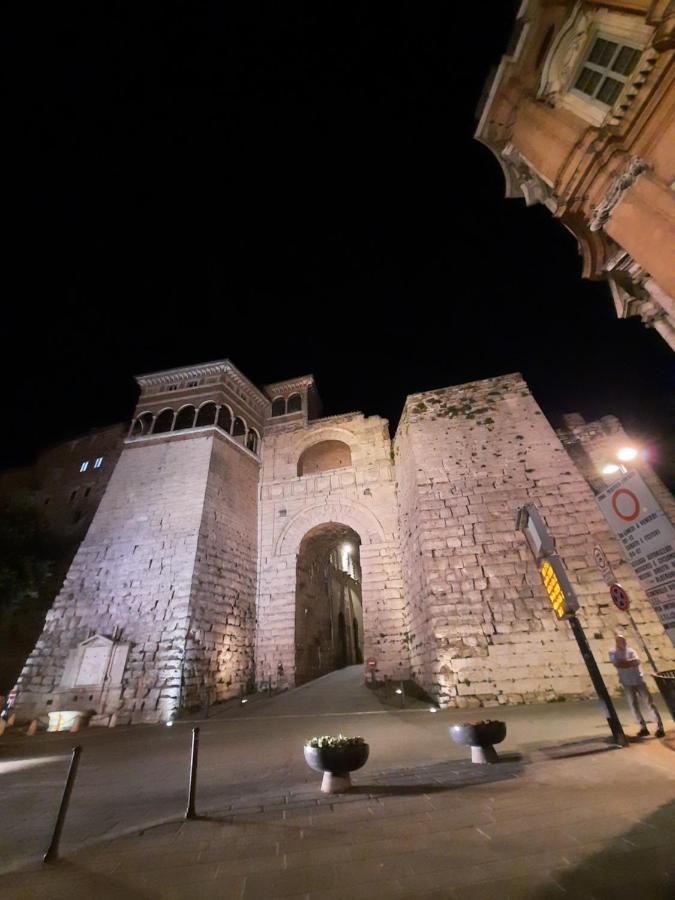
xmin=94 ymin=457 xmax=103 ymax=468
xmin=80 ymin=461 xmax=89 ymax=472
xmin=572 ymin=36 xmax=640 ymax=108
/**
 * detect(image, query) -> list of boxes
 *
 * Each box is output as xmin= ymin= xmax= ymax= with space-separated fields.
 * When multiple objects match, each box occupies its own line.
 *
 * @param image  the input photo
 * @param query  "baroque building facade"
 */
xmin=476 ymin=0 xmax=675 ymax=349
xmin=12 ymin=359 xmax=675 ymax=724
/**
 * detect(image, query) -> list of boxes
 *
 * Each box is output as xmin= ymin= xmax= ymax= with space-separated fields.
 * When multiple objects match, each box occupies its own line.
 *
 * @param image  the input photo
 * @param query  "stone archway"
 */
xmin=256 ymin=498 xmax=408 ymax=689
xmin=295 ymin=523 xmax=364 ymax=685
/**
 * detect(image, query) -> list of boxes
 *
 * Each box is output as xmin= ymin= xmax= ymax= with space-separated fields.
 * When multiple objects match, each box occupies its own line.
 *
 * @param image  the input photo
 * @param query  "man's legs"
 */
xmin=636 ymin=683 xmax=664 ymax=734
xmin=624 ymin=685 xmax=648 ymax=734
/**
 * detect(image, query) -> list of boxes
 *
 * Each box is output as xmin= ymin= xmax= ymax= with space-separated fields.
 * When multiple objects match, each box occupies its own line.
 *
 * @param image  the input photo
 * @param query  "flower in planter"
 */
xmin=305 ymin=734 xmax=366 ymax=749
xmin=461 ymin=719 xmax=503 ymax=727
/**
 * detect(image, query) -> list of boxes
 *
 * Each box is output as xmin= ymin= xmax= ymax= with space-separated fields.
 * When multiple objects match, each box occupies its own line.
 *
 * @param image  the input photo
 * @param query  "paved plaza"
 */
xmin=1 ymin=667 xmax=674 ymax=899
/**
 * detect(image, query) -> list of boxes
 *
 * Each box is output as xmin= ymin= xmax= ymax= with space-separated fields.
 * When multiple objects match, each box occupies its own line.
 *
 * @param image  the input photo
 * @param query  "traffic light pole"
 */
xmin=568 ymin=614 xmax=628 ymax=747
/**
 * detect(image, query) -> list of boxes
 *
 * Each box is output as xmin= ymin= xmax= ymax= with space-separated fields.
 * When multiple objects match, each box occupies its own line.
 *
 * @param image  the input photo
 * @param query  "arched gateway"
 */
xmin=255 ymin=405 xmax=410 ymax=690
xmin=295 ymin=523 xmax=364 ymax=684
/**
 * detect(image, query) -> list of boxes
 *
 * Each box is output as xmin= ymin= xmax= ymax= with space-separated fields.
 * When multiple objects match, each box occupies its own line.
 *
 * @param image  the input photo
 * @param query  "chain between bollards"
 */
xmin=43 ymin=745 xmax=82 ymax=864
xmin=185 ymin=726 xmax=200 ymax=820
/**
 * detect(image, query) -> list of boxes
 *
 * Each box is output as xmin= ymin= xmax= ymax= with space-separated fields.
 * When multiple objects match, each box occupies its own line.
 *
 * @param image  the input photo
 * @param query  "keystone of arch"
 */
xmin=275 ymin=499 xmax=386 ymax=556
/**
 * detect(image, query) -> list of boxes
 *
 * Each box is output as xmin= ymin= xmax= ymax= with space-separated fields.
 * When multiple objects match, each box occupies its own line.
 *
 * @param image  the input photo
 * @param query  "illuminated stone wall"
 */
xmin=13 ymin=360 xmax=675 ymax=724
xmin=394 ymin=373 xmax=675 ymax=708
xmin=15 ymin=430 xmax=260 ymax=724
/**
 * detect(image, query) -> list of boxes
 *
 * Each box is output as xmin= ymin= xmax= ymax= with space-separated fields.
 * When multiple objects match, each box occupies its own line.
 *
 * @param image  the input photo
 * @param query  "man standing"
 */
xmin=610 ymin=633 xmax=665 ymax=738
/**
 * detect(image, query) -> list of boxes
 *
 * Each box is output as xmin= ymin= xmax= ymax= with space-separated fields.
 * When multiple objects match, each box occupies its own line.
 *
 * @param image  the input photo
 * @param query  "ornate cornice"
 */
xmin=134 ymin=359 xmax=271 ymax=414
xmin=263 ymin=375 xmax=315 ymax=399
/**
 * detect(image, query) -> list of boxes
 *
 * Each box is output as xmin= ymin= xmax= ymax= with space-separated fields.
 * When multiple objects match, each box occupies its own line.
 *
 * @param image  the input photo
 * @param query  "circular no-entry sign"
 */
xmin=611 ymin=488 xmax=641 ymax=522
xmin=366 ymin=657 xmax=377 ymax=669
xmin=610 ymin=583 xmax=630 ymax=612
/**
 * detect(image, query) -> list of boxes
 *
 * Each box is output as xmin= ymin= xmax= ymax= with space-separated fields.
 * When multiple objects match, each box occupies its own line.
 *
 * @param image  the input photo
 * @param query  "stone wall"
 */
xmin=15 ymin=435 xmax=211 ymax=722
xmin=257 ymin=413 xmax=409 ymax=687
xmin=394 ymin=373 xmax=675 ymax=708
xmin=182 ymin=432 xmax=259 ymax=707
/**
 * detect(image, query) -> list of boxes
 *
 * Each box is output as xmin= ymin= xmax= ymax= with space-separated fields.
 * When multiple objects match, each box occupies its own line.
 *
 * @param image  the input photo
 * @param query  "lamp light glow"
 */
xmin=617 ymin=447 xmax=637 ymax=462
xmin=602 ymin=464 xmax=621 ymax=475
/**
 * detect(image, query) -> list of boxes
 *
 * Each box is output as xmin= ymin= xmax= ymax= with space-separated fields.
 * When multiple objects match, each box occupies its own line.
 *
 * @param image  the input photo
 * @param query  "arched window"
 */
xmin=196 ymin=402 xmax=217 ymax=427
xmin=174 ymin=405 xmax=196 ymax=430
xmin=297 ymin=440 xmax=352 ymax=476
xmin=232 ymin=417 xmax=246 ymax=442
xmin=271 ymin=397 xmax=286 ymax=417
xmin=217 ymin=405 xmax=232 ymax=433
xmin=131 ymin=412 xmax=154 ymax=436
xmin=246 ymin=429 xmax=259 ymax=454
xmin=153 ymin=408 xmax=175 ymax=434
xmin=287 ymin=393 xmax=302 ymax=413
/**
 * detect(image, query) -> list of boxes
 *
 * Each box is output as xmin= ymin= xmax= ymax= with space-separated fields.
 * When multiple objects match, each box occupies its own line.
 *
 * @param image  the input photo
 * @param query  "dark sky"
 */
xmin=6 ymin=2 xmax=674 ymax=485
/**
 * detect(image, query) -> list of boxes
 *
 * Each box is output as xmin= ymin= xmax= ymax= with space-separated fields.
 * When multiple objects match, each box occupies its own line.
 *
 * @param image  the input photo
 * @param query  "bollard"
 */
xmin=185 ymin=726 xmax=200 ymax=820
xmin=400 ymin=682 xmax=405 ymax=709
xmin=26 ymin=719 xmax=38 ymax=736
xmin=7 ymin=713 xmax=15 ymax=727
xmin=0 ymin=719 xmax=5 ymax=737
xmin=43 ymin=746 xmax=82 ymax=863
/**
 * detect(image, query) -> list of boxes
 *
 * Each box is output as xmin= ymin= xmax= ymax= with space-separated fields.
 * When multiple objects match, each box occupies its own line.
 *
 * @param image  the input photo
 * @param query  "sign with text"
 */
xmin=596 ymin=471 xmax=675 ymax=642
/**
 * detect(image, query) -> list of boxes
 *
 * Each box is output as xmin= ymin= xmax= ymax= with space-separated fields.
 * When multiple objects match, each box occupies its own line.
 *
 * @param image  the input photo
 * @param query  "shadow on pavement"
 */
xmin=547 ymin=799 xmax=675 ymax=899
xmin=528 ymin=735 xmax=624 ymax=761
xmin=1 ymin=859 xmax=154 ymax=900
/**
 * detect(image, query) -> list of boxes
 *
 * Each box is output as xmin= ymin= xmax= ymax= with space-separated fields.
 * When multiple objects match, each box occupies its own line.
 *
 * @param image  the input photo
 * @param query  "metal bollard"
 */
xmin=185 ymin=727 xmax=200 ymax=820
xmin=43 ymin=745 xmax=82 ymax=863
xmin=400 ymin=682 xmax=405 ymax=709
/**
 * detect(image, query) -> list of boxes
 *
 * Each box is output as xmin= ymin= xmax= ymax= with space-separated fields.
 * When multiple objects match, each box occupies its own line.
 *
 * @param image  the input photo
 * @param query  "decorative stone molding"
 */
xmin=500 ymin=143 xmax=558 ymax=210
xmin=589 ymin=156 xmax=649 ymax=232
xmin=136 ymin=359 xmax=271 ymax=414
xmin=538 ymin=2 xmax=591 ymax=105
xmin=653 ymin=1 xmax=675 ymax=51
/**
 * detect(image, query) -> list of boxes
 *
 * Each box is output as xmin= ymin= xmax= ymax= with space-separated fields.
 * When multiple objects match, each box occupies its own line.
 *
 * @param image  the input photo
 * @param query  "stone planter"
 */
xmin=304 ymin=743 xmax=370 ymax=793
xmin=449 ymin=720 xmax=506 ymax=764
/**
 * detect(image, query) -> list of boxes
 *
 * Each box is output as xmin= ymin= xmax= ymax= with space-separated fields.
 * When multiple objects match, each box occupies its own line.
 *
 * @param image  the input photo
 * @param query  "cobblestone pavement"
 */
xmin=1 ymin=668 xmax=674 ymax=898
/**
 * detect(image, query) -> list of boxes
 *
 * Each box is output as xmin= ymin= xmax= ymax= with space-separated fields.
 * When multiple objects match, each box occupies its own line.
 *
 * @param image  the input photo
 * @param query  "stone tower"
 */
xmin=16 ymin=360 xmax=267 ymax=724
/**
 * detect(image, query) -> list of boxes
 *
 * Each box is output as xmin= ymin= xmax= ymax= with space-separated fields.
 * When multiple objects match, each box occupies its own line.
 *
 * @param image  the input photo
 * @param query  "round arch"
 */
xmin=276 ymin=500 xmax=385 ymax=557
xmin=293 ymin=426 xmax=357 ymax=458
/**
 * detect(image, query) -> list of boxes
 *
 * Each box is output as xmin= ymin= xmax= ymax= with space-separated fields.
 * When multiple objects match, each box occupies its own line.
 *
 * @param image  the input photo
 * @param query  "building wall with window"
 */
xmin=0 ymin=425 xmax=127 ymax=694
xmin=476 ymin=0 xmax=675 ymax=349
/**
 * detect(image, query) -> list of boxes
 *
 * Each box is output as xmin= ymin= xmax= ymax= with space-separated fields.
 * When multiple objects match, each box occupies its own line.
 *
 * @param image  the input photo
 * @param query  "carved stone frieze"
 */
xmin=537 ymin=2 xmax=590 ymax=105
xmin=589 ymin=156 xmax=649 ymax=232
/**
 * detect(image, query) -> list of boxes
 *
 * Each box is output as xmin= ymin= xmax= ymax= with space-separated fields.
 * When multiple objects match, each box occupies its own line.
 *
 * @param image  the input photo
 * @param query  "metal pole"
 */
xmin=568 ymin=615 xmax=628 ymax=747
xmin=43 ymin=745 xmax=82 ymax=863
xmin=400 ymin=681 xmax=405 ymax=709
xmin=185 ymin=726 xmax=200 ymax=820
xmin=626 ymin=609 xmax=658 ymax=674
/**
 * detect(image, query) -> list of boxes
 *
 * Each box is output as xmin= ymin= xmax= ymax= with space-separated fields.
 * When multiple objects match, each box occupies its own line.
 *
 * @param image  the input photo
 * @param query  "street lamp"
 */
xmin=600 ymin=446 xmax=638 ymax=484
xmin=617 ymin=447 xmax=638 ymax=462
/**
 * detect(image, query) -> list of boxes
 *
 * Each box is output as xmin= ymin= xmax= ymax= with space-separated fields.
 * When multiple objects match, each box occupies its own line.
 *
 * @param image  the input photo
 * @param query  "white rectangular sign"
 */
xmin=596 ymin=470 xmax=675 ymax=642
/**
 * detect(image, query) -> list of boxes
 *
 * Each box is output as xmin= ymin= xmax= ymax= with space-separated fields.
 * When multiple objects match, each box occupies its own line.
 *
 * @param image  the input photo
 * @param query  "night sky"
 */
xmin=6 ymin=2 xmax=674 ymax=485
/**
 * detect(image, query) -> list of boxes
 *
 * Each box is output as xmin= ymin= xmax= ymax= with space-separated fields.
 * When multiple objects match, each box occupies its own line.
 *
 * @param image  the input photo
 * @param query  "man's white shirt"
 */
xmin=609 ymin=647 xmax=644 ymax=686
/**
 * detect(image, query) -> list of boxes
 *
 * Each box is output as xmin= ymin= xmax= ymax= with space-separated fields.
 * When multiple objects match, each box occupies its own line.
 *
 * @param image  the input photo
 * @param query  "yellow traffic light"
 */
xmin=540 ymin=559 xmax=567 ymax=619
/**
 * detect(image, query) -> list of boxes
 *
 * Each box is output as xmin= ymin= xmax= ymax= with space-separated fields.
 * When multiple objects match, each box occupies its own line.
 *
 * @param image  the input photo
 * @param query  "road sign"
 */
xmin=593 ymin=545 xmax=615 ymax=585
xmin=366 ymin=657 xmax=377 ymax=669
xmin=610 ymin=583 xmax=630 ymax=612
xmin=596 ymin=470 xmax=675 ymax=642
xmin=539 ymin=555 xmax=579 ymax=619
